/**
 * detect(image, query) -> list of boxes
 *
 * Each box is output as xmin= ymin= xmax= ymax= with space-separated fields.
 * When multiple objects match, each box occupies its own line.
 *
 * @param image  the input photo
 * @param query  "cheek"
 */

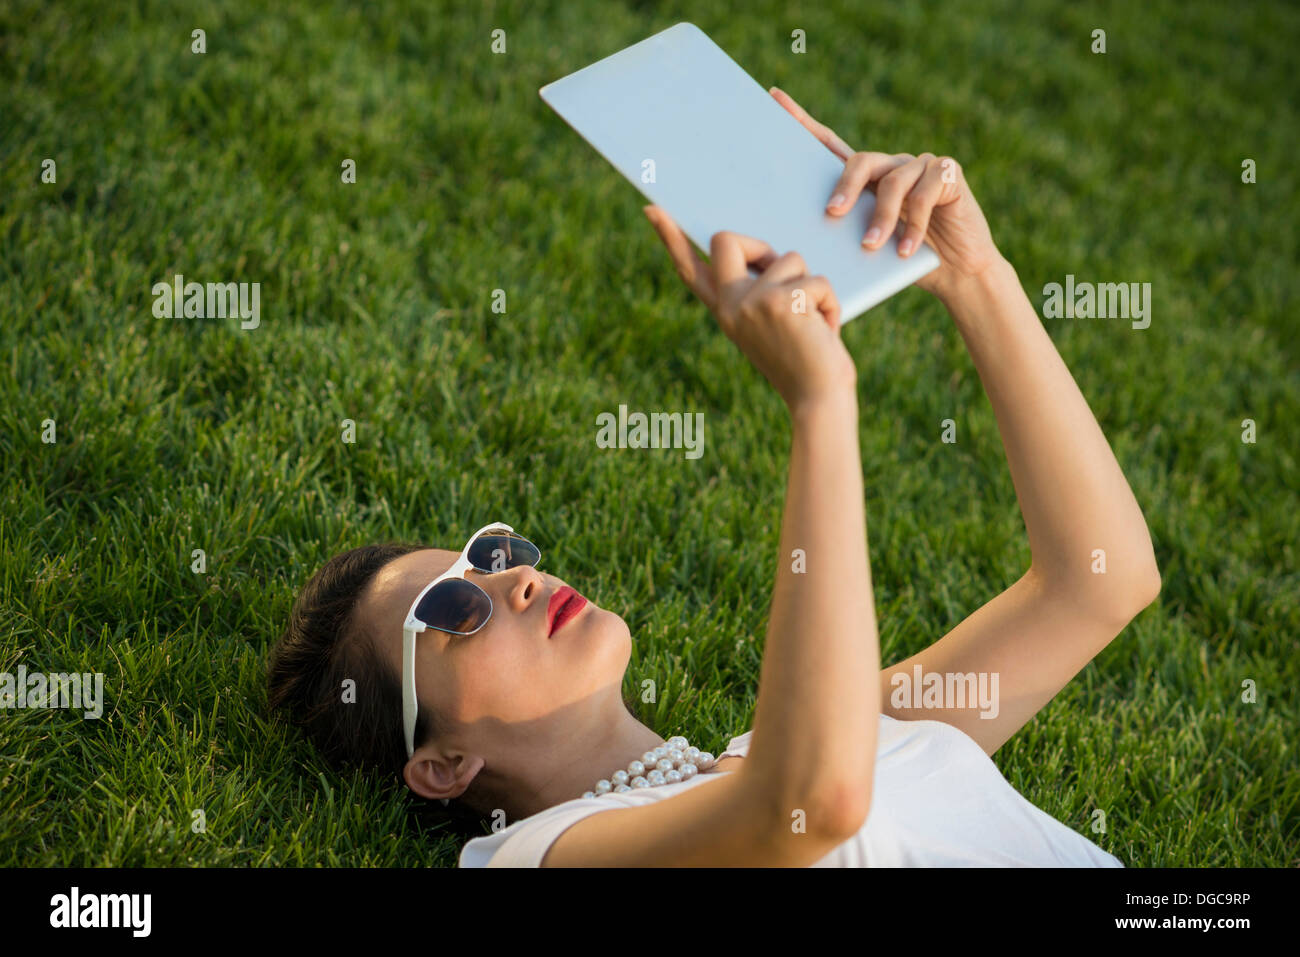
xmin=451 ymin=631 xmax=548 ymax=716
xmin=449 ymin=612 xmax=631 ymax=717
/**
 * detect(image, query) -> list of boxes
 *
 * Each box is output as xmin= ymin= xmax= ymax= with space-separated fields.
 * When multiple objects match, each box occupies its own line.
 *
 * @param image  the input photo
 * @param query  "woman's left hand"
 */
xmin=769 ymin=86 xmax=1003 ymax=299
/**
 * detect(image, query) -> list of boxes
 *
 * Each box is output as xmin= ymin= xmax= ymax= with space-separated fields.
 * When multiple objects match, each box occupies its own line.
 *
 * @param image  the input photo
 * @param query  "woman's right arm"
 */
xmin=645 ymin=216 xmax=879 ymax=833
xmin=546 ymin=403 xmax=878 ymax=867
xmin=608 ymin=214 xmax=883 ymax=837
xmin=747 ymin=387 xmax=878 ymax=832
xmin=545 ymin=381 xmax=877 ymax=865
xmin=543 ymin=218 xmax=880 ymax=866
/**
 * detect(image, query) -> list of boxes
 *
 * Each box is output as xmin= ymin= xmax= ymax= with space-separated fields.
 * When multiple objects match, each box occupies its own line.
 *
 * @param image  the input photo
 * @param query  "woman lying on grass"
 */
xmin=267 ymin=88 xmax=1159 ymax=867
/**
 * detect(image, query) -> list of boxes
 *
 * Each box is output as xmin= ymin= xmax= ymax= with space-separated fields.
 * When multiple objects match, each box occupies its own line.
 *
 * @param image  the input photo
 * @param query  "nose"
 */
xmin=502 ymin=564 xmax=546 ymax=614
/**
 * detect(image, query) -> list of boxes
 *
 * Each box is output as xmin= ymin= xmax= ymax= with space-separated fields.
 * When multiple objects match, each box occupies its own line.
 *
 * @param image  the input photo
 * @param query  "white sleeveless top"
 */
xmin=458 ymin=713 xmax=1123 ymax=867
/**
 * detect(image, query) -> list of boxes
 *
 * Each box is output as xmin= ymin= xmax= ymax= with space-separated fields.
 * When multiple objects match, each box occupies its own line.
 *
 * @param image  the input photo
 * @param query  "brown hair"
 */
xmin=266 ymin=542 xmax=487 ymax=837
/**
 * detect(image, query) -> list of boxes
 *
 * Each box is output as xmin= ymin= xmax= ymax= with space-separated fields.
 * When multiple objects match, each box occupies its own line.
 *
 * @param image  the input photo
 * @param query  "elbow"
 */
xmin=808 ymin=777 xmax=873 ymax=840
xmin=1132 ymin=563 xmax=1162 ymax=613
xmin=1117 ymin=539 xmax=1162 ymax=620
xmin=1098 ymin=556 xmax=1162 ymax=627
xmin=1031 ymin=548 xmax=1162 ymax=628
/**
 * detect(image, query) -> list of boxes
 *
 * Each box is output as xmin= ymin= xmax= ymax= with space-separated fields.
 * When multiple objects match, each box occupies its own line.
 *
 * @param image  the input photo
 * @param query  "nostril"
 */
xmin=524 ymin=581 xmax=534 ymax=599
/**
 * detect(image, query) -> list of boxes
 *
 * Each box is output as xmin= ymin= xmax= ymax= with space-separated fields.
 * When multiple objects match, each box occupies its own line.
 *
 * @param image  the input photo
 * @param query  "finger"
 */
xmin=825 ymin=151 xmax=910 ymax=215
xmin=783 ymin=274 xmax=841 ymax=331
xmin=754 ymin=250 xmax=808 ymax=287
xmin=863 ymin=154 xmax=929 ymax=249
xmin=769 ymin=86 xmax=854 ymax=161
xmin=710 ymin=230 xmax=778 ymax=288
xmin=644 ymin=205 xmax=718 ymax=307
xmin=896 ymin=157 xmax=947 ymax=258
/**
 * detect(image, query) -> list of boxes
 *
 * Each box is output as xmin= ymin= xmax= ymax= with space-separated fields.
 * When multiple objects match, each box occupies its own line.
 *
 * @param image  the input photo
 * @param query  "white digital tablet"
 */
xmin=539 ymin=21 xmax=941 ymax=323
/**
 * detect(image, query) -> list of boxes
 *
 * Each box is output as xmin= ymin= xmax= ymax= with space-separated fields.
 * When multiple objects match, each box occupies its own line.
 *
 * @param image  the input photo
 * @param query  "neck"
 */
xmin=483 ymin=703 xmax=668 ymax=820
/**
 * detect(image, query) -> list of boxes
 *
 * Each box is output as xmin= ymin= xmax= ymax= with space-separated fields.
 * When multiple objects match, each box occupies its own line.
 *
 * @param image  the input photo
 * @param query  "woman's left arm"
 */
xmin=885 ymin=256 xmax=1160 ymax=756
xmin=773 ymin=88 xmax=1160 ymax=755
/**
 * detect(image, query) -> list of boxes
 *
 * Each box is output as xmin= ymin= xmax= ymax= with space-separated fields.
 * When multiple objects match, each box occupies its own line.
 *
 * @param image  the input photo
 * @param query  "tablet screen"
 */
xmin=540 ymin=22 xmax=940 ymax=321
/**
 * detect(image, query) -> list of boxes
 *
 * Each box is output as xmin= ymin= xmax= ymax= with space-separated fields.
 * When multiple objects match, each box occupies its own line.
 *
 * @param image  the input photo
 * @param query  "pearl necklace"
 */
xmin=582 ymin=735 xmax=716 ymax=799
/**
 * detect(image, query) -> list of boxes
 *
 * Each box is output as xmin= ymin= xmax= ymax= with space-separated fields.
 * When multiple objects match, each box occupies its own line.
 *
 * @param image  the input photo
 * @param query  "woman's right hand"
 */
xmin=643 ymin=205 xmax=856 ymax=413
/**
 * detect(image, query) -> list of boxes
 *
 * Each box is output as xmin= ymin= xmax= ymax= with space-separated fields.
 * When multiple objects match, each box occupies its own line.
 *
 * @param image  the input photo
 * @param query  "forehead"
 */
xmin=365 ymin=547 xmax=462 ymax=623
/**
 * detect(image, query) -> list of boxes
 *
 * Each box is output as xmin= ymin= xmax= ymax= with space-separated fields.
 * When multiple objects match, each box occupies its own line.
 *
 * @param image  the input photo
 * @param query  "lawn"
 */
xmin=1 ymin=0 xmax=1296 ymax=867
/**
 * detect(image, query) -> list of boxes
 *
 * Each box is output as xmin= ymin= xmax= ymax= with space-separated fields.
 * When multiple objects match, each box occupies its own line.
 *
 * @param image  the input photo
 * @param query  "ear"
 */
xmin=403 ymin=747 xmax=484 ymax=804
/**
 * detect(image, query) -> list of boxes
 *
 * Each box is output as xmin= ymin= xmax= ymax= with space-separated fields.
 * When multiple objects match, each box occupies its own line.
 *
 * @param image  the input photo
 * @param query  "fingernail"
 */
xmin=863 ymin=227 xmax=881 ymax=247
xmin=827 ymin=193 xmax=846 ymax=211
xmin=898 ymin=238 xmax=914 ymax=257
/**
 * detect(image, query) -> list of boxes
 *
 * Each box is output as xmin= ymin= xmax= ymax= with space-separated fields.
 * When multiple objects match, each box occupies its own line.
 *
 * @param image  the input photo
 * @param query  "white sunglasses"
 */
xmin=401 ymin=523 xmax=542 ymax=782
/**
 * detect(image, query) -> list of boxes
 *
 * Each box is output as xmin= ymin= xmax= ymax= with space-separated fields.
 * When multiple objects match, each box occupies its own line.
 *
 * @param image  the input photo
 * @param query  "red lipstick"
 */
xmin=547 ymin=586 xmax=588 ymax=636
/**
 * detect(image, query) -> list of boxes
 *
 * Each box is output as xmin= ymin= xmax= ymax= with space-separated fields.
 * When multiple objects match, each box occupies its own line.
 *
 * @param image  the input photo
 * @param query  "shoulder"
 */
xmin=459 ymin=773 xmax=726 ymax=867
xmin=459 ymin=796 xmax=615 ymax=868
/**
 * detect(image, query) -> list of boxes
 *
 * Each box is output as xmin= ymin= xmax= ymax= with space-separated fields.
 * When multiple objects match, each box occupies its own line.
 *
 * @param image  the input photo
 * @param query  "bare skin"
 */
xmin=355 ymin=86 xmax=1159 ymax=830
xmin=354 ymin=547 xmax=679 ymax=820
xmin=645 ymin=88 xmax=1158 ymax=759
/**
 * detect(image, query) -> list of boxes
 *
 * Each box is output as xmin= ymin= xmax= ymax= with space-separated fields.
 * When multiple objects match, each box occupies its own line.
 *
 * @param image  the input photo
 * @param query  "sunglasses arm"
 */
xmin=402 ymin=624 xmax=420 ymax=759
xmin=400 ymin=521 xmax=513 ymax=806
xmin=403 ymin=620 xmax=451 ymax=807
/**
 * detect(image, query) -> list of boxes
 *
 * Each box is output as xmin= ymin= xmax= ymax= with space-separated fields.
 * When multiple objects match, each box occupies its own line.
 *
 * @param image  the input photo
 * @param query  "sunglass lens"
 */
xmin=414 ymin=578 xmax=492 ymax=635
xmin=467 ymin=531 xmax=541 ymax=573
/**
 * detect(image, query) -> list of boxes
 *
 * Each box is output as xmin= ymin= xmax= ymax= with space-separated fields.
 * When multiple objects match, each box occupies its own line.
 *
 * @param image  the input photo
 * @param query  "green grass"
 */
xmin=1 ymin=0 xmax=1296 ymax=867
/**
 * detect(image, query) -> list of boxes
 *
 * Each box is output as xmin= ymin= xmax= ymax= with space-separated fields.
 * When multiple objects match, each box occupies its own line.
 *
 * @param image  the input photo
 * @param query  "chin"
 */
xmin=591 ymin=604 xmax=631 ymax=641
xmin=589 ymin=605 xmax=633 ymax=661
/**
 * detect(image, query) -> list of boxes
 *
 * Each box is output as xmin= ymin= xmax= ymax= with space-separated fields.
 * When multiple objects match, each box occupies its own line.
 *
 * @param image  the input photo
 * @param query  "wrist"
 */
xmin=789 ymin=388 xmax=858 ymax=430
xmin=935 ymin=255 xmax=1022 ymax=322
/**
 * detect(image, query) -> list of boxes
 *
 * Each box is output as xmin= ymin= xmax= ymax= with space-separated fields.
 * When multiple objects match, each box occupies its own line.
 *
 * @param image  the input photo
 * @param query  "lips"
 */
xmin=547 ymin=585 xmax=588 ymax=636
